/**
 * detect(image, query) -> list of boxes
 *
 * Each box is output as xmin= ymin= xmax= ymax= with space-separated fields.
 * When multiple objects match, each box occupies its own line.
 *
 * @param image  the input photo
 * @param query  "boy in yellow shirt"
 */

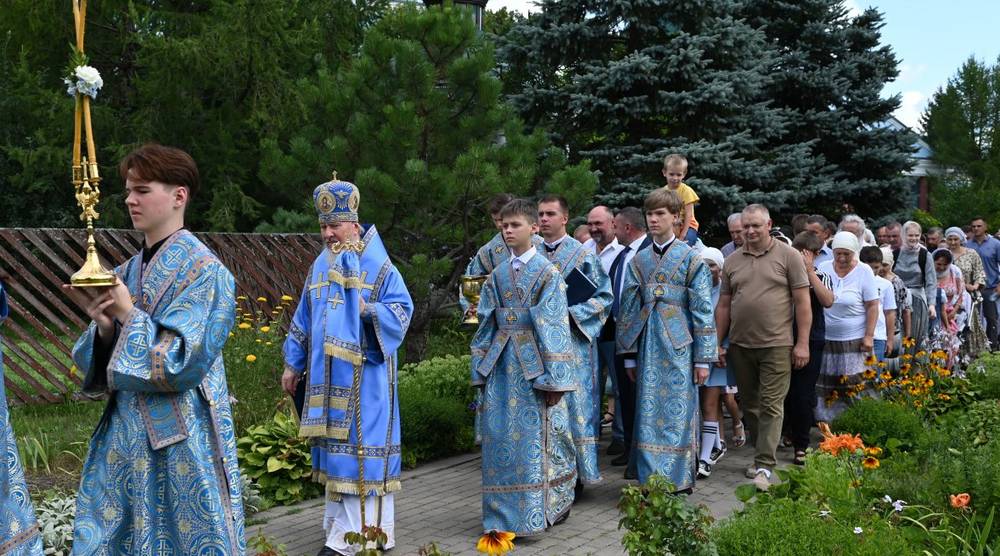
xmin=661 ymin=153 xmax=700 ymax=246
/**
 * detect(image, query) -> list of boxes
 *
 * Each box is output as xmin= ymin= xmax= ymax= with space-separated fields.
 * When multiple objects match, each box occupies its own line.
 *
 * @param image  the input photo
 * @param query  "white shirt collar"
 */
xmin=628 ymin=234 xmax=647 ymax=251
xmin=511 ymin=246 xmax=537 ymax=269
xmin=543 ymin=234 xmax=568 ymax=249
xmin=653 ymin=234 xmax=676 ymax=251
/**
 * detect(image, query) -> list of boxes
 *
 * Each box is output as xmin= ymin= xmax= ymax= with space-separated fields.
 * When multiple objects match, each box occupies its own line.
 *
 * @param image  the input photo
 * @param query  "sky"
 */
xmin=487 ymin=0 xmax=1000 ymax=132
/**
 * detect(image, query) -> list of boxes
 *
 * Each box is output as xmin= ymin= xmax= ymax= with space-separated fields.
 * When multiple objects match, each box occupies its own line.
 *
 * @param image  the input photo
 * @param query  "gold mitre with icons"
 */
xmin=313 ymin=171 xmax=360 ymax=223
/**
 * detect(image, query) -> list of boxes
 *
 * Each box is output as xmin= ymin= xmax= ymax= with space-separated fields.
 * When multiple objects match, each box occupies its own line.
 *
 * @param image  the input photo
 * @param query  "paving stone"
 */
xmin=258 ymin=432 xmax=757 ymax=555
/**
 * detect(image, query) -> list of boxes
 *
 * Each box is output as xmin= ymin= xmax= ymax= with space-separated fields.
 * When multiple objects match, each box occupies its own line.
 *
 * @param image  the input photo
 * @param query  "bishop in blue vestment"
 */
xmin=1 ymin=282 xmax=44 ymax=555
xmin=283 ymin=177 xmax=412 ymax=555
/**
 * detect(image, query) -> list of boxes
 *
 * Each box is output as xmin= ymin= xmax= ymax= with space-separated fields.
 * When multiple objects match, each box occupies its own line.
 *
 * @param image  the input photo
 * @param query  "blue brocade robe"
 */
xmin=0 ymin=284 xmax=43 ymax=555
xmin=541 ymin=237 xmax=611 ymax=484
xmin=284 ymin=225 xmax=412 ymax=499
xmin=616 ymin=241 xmax=717 ymax=490
xmin=71 ymin=231 xmax=245 ymax=555
xmin=470 ymin=254 xmax=577 ymax=535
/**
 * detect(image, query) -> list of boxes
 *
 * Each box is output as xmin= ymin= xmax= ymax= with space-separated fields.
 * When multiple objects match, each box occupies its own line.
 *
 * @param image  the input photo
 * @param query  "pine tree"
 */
xmin=744 ymin=0 xmax=916 ymax=220
xmin=922 ymin=56 xmax=1000 ymax=225
xmin=497 ymin=0 xmax=915 ymax=230
xmin=258 ymin=3 xmax=596 ymax=358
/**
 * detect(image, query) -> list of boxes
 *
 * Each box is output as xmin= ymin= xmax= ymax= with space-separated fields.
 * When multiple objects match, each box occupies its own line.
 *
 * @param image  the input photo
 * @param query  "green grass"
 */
xmin=8 ymin=399 xmax=104 ymax=478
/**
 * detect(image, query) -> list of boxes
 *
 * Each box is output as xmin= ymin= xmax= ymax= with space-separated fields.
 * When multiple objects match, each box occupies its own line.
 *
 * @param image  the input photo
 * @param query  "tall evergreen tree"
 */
xmin=497 ymin=0 xmax=914 ymax=230
xmin=744 ymin=0 xmax=916 ymax=220
xmin=258 ymin=3 xmax=596 ymax=359
xmin=922 ymin=56 xmax=1000 ymax=225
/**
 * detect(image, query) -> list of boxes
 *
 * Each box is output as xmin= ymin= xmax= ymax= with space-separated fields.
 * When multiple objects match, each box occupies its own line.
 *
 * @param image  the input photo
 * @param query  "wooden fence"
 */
xmin=0 ymin=228 xmax=323 ymax=405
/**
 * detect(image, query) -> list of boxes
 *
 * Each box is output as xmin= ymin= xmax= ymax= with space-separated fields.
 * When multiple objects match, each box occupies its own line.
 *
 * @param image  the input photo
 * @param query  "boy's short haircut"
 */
xmin=859 ymin=245 xmax=883 ymax=264
xmin=791 ymin=213 xmax=810 ymax=236
xmin=791 ymin=231 xmax=822 ymax=254
xmin=499 ymin=198 xmax=537 ymax=224
xmin=806 ymin=214 xmax=828 ymax=227
xmin=662 ymin=153 xmax=688 ymax=171
xmin=644 ymin=188 xmax=684 ymax=215
xmin=119 ymin=143 xmax=200 ymax=200
xmin=488 ymin=193 xmax=515 ymax=216
xmin=537 ymin=194 xmax=569 ymax=215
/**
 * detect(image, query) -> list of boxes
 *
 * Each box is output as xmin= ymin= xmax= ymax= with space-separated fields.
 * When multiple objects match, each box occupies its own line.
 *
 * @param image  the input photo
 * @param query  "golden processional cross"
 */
xmin=69 ymin=0 xmax=116 ymax=287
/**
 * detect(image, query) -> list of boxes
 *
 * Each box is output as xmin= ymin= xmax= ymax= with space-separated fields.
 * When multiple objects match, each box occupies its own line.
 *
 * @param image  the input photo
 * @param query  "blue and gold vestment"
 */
xmin=541 ymin=237 xmax=611 ymax=484
xmin=0 ymin=283 xmax=43 ymax=555
xmin=71 ymin=230 xmax=244 ymax=555
xmin=616 ymin=241 xmax=717 ymax=490
xmin=284 ymin=225 xmax=412 ymax=499
xmin=470 ymin=253 xmax=577 ymax=535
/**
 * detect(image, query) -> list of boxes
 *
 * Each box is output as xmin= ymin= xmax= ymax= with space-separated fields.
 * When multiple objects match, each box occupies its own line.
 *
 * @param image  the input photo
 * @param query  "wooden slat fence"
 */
xmin=0 ymin=228 xmax=323 ymax=405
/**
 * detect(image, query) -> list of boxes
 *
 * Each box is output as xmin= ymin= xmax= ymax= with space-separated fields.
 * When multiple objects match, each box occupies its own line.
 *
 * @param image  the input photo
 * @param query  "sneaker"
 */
xmin=744 ymin=465 xmax=757 ymax=479
xmin=752 ymin=469 xmax=772 ymax=491
xmin=697 ymin=460 xmax=712 ymax=479
xmin=708 ymin=440 xmax=727 ymax=465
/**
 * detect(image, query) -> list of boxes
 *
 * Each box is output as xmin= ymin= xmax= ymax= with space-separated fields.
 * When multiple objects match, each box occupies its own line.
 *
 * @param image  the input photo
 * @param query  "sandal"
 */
xmin=793 ymin=450 xmax=807 ymax=466
xmin=731 ymin=420 xmax=746 ymax=448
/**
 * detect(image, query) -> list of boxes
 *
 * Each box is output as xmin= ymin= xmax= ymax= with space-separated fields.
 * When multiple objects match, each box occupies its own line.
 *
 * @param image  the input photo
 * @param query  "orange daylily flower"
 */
xmin=477 ymin=531 xmax=516 ymax=555
xmin=950 ymin=493 xmax=971 ymax=509
xmin=817 ymin=423 xmax=865 ymax=456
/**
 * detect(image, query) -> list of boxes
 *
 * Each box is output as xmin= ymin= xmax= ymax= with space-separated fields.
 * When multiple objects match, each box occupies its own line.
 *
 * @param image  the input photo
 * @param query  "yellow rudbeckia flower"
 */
xmin=245 ymin=354 xmax=257 ymax=363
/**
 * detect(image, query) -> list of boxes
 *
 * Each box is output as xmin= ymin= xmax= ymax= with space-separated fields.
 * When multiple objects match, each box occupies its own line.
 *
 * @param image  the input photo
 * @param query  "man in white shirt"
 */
xmin=583 ymin=205 xmax=623 ymax=273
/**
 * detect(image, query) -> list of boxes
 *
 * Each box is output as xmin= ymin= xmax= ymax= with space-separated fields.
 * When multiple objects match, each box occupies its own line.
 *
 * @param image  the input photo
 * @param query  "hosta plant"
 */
xmin=237 ymin=410 xmax=320 ymax=505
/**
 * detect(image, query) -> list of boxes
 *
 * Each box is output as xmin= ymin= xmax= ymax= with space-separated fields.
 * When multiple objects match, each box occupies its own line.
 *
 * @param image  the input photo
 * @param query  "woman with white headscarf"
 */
xmin=946 ymin=226 xmax=989 ymax=360
xmin=893 ymin=221 xmax=937 ymax=348
xmin=815 ymin=232 xmax=880 ymax=423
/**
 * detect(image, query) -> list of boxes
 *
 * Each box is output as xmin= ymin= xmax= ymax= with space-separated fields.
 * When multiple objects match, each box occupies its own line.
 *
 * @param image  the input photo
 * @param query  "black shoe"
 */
xmin=606 ymin=439 xmax=626 ymax=456
xmin=611 ymin=453 xmax=630 ymax=466
xmin=553 ymin=508 xmax=571 ymax=526
xmin=623 ymin=467 xmax=637 ymax=480
xmin=574 ymin=479 xmax=584 ymax=499
xmin=317 ymin=547 xmax=345 ymax=556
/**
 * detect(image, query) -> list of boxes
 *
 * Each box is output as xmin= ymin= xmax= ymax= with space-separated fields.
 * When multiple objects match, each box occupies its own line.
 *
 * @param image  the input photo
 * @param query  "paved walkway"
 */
xmin=256 ymin=433 xmax=755 ymax=556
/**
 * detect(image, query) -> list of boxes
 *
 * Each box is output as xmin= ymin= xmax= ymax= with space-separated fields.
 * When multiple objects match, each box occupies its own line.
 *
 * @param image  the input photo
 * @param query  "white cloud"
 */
xmin=895 ymin=90 xmax=928 ymax=131
xmin=488 ymin=0 xmax=539 ymax=14
xmin=897 ymin=63 xmax=928 ymax=84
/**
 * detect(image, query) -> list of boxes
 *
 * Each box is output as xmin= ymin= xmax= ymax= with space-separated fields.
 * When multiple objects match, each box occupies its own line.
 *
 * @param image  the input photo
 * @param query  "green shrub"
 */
xmin=398 ymin=355 xmax=476 ymax=468
xmin=968 ymin=352 xmax=1000 ymax=400
xmin=713 ymin=498 xmax=918 ymax=556
xmin=237 ymin=411 xmax=320 ymax=507
xmin=832 ymin=398 xmax=925 ymax=453
xmin=619 ymin=474 xmax=717 ymax=556
xmin=399 ymin=383 xmax=474 ymax=469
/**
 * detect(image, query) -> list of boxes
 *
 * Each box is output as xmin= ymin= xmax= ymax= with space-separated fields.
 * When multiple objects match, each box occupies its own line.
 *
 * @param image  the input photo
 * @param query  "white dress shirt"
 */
xmin=583 ymin=237 xmax=623 ymax=274
xmin=511 ymin=246 xmax=537 ymax=272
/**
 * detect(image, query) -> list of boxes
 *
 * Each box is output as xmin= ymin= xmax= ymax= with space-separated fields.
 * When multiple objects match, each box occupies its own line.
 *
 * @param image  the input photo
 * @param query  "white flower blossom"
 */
xmin=818 ymin=510 xmax=831 ymax=517
xmin=66 ymin=65 xmax=103 ymax=99
xmin=893 ymin=499 xmax=906 ymax=512
xmin=853 ymin=527 xmax=863 ymax=534
xmin=883 ymin=494 xmax=893 ymax=504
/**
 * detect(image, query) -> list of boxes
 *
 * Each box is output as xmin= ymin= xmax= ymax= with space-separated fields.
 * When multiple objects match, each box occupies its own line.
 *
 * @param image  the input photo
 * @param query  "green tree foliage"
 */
xmin=0 ymin=0 xmax=384 ymax=230
xmin=258 ymin=3 xmax=596 ymax=358
xmin=923 ymin=56 xmax=1000 ymax=226
xmin=496 ymin=0 xmax=914 ymax=232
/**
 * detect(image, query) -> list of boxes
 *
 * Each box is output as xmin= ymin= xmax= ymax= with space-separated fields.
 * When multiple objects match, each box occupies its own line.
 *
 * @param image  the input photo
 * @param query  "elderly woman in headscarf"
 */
xmin=815 ymin=232 xmax=880 ymax=423
xmin=894 ymin=221 xmax=937 ymax=348
xmin=945 ymin=226 xmax=989 ymax=361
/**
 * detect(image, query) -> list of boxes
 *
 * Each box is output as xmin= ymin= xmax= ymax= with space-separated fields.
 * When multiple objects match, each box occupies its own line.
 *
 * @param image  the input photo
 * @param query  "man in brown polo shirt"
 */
xmin=716 ymin=204 xmax=811 ymax=490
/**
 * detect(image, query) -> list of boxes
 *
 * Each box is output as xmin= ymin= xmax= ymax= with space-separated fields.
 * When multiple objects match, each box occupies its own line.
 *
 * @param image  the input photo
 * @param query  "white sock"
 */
xmin=700 ymin=421 xmax=719 ymax=462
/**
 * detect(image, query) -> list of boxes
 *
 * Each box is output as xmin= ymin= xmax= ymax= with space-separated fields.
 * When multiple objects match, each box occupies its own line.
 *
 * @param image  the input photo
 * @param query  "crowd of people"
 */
xmin=464 ymin=152 xmax=1000 ymax=540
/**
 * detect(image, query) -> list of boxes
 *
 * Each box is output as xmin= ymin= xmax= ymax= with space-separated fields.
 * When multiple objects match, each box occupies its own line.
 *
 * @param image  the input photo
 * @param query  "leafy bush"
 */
xmin=36 ymin=490 xmax=76 ymax=556
xmin=713 ymin=498 xmax=918 ymax=556
xmin=618 ymin=474 xmax=717 ymax=556
xmin=398 ymin=355 xmax=476 ymax=468
xmin=832 ymin=398 xmax=925 ymax=453
xmin=968 ymin=352 xmax=1000 ymax=400
xmin=237 ymin=411 xmax=320 ymax=506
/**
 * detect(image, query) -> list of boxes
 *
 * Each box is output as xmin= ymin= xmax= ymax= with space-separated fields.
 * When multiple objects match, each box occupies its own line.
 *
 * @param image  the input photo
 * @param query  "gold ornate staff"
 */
xmin=69 ymin=0 xmax=116 ymax=287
